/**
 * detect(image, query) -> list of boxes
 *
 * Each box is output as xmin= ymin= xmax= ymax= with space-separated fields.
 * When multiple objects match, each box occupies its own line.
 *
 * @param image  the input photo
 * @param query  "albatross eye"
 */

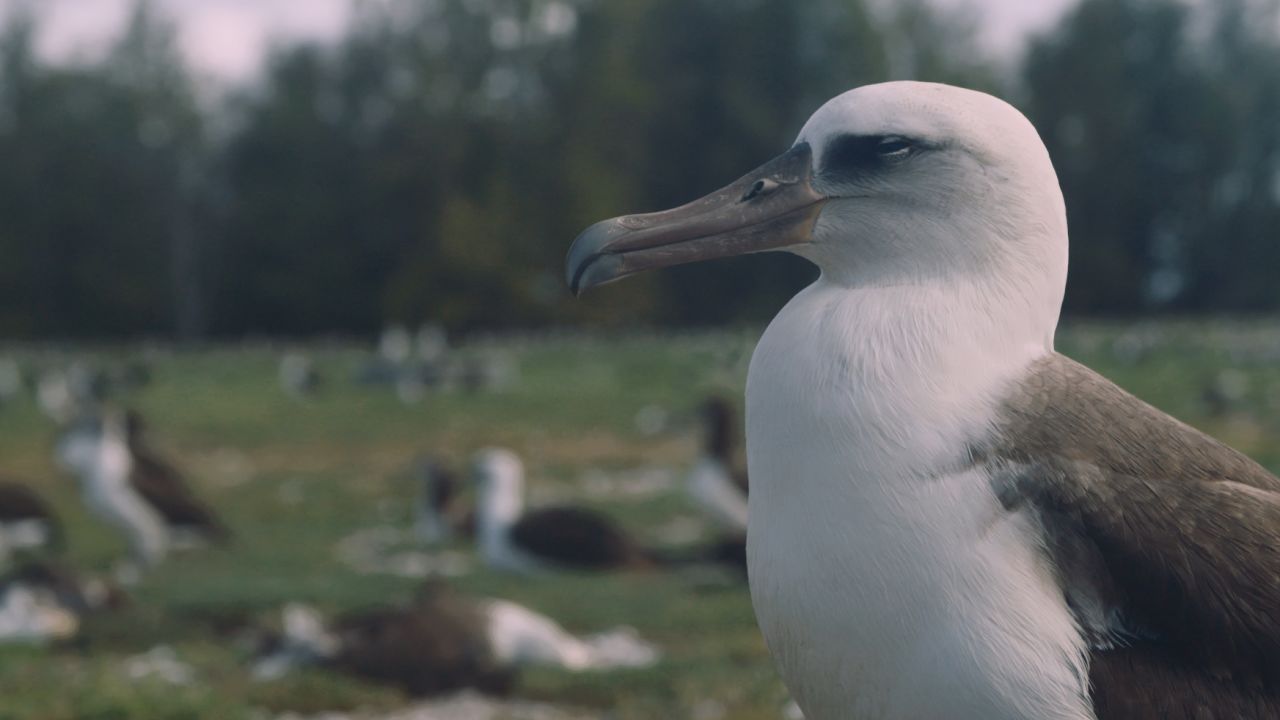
xmin=876 ymin=137 xmax=912 ymax=157
xmin=819 ymin=134 xmax=920 ymax=181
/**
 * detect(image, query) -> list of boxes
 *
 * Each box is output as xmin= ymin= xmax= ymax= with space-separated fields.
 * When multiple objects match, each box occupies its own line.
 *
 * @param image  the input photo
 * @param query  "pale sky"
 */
xmin=0 ymin=0 xmax=1077 ymax=85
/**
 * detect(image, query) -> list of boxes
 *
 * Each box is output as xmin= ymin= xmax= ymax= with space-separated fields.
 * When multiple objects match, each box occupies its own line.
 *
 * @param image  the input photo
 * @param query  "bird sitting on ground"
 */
xmin=0 ymin=481 xmax=62 ymax=563
xmin=471 ymin=448 xmax=652 ymax=573
xmin=0 ymin=561 xmax=126 ymax=645
xmin=252 ymin=579 xmax=658 ymax=696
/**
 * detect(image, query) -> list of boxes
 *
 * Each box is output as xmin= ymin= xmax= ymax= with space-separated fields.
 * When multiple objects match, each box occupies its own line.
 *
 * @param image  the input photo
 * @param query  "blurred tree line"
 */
xmin=0 ymin=0 xmax=1276 ymax=340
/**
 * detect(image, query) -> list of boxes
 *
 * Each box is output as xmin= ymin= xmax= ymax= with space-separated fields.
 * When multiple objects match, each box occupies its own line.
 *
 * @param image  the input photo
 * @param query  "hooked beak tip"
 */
xmin=565 ymin=218 xmax=627 ymax=295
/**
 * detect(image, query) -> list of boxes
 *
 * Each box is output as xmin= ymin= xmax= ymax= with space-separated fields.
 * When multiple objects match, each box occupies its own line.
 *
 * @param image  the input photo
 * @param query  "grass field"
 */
xmin=0 ymin=320 xmax=1278 ymax=720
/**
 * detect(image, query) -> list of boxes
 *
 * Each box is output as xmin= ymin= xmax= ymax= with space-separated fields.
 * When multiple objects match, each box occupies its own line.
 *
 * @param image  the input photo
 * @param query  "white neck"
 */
xmin=477 ymin=474 xmax=525 ymax=565
xmin=744 ymin=277 xmax=1089 ymax=719
xmin=749 ymin=274 xmax=1052 ymax=479
xmin=87 ymin=424 xmax=169 ymax=567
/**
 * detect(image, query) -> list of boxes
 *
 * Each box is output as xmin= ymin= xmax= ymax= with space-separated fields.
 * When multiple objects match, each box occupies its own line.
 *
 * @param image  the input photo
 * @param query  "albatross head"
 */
xmin=566 ymin=81 xmax=1068 ymax=341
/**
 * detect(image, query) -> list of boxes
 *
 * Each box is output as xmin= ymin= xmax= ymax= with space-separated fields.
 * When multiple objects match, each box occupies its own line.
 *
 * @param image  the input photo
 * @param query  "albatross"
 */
xmin=56 ymin=409 xmax=228 ymax=576
xmin=252 ymin=579 xmax=658 ymax=695
xmin=472 ymin=448 xmax=652 ymax=573
xmin=0 ymin=481 xmax=62 ymax=561
xmin=566 ymin=81 xmax=1280 ymax=719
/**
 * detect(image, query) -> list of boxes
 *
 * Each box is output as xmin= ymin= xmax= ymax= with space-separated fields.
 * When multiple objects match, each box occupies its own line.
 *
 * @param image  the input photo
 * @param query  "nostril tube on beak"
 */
xmin=741 ymin=178 xmax=779 ymax=202
xmin=565 ymin=142 xmax=822 ymax=294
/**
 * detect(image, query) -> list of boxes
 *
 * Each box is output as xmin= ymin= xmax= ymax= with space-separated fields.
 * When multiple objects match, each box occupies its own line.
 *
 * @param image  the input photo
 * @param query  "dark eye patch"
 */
xmin=820 ymin=134 xmax=922 ymax=182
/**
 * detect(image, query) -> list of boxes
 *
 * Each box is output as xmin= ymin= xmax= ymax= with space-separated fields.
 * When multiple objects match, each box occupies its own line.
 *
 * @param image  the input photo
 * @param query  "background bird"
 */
xmin=471 ymin=449 xmax=653 ymax=573
xmin=252 ymin=579 xmax=658 ymax=697
xmin=0 ymin=481 xmax=62 ymax=562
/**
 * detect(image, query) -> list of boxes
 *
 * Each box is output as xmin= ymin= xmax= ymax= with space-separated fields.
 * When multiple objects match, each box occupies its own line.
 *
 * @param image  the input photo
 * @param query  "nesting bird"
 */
xmin=472 ymin=449 xmax=651 ymax=573
xmin=0 ymin=561 xmax=123 ymax=645
xmin=253 ymin=580 xmax=658 ymax=696
xmin=568 ymin=81 xmax=1280 ymax=718
xmin=0 ymin=481 xmax=61 ymax=562
xmin=0 ymin=566 xmax=82 ymax=645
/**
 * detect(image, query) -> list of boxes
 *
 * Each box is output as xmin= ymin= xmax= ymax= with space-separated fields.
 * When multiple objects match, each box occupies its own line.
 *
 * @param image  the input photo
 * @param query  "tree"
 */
xmin=1024 ymin=0 xmax=1280 ymax=314
xmin=0 ymin=0 xmax=1002 ymax=337
xmin=0 ymin=1 xmax=207 ymax=338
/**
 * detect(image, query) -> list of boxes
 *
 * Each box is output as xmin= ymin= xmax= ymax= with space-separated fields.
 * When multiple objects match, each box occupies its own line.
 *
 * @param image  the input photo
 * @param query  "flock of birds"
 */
xmin=280 ymin=325 xmax=519 ymax=404
xmin=0 ymin=320 xmax=1270 ymax=717
xmin=0 ymin=328 xmax=757 ymax=715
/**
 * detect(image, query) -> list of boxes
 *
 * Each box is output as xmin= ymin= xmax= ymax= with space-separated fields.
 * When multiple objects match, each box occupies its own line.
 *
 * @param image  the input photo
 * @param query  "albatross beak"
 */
xmin=566 ymin=143 xmax=826 ymax=295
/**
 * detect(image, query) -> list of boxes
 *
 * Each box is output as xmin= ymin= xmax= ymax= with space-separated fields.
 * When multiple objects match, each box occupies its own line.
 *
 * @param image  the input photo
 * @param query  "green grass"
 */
xmin=0 ymin=320 xmax=1278 ymax=719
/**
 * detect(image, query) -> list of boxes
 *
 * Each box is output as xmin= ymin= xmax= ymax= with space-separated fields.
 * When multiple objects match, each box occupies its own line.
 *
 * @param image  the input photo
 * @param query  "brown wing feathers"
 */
xmin=129 ymin=451 xmax=229 ymax=540
xmin=124 ymin=412 xmax=229 ymax=541
xmin=995 ymin=354 xmax=1280 ymax=494
xmin=990 ymin=353 xmax=1280 ymax=716
xmin=333 ymin=581 xmax=513 ymax=697
xmin=510 ymin=506 xmax=650 ymax=570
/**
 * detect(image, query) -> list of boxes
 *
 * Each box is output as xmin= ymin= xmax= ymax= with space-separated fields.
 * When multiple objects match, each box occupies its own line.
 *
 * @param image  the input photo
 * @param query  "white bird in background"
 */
xmin=278 ymin=352 xmax=321 ymax=400
xmin=369 ymin=324 xmax=439 ymax=404
xmin=36 ymin=371 xmax=79 ymax=424
xmin=0 ymin=481 xmax=61 ymax=563
xmin=0 ymin=580 xmax=79 ymax=645
xmin=379 ymin=325 xmax=414 ymax=365
xmin=415 ymin=323 xmax=450 ymax=363
xmin=0 ymin=562 xmax=124 ymax=645
xmin=568 ymin=81 xmax=1280 ymax=718
xmin=471 ymin=448 xmax=652 ymax=574
xmin=56 ymin=409 xmax=227 ymax=581
xmin=252 ymin=580 xmax=657 ymax=696
xmin=57 ymin=411 xmax=168 ymax=577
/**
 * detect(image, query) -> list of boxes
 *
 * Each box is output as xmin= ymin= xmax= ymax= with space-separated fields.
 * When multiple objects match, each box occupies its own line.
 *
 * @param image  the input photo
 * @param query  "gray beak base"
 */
xmin=565 ymin=143 xmax=826 ymax=295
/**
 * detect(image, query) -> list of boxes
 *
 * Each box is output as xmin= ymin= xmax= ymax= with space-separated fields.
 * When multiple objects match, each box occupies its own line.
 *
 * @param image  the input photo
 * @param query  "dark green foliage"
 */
xmin=1024 ymin=0 xmax=1280 ymax=314
xmin=0 ymin=3 xmax=204 ymax=339
xmin=0 ymin=0 xmax=1276 ymax=338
